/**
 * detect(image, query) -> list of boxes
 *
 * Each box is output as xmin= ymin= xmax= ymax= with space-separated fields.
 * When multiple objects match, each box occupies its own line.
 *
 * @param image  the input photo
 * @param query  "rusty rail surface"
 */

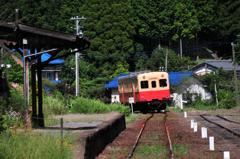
xmin=164 ymin=113 xmax=174 ymax=159
xmin=127 ymin=113 xmax=154 ymax=159
xmin=200 ymin=114 xmax=240 ymax=138
xmin=127 ymin=112 xmax=174 ymax=159
xmin=216 ymin=115 xmax=240 ymax=125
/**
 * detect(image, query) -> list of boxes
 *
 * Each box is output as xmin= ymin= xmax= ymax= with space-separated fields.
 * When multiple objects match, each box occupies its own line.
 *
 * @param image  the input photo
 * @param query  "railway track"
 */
xmin=200 ymin=114 xmax=240 ymax=138
xmin=127 ymin=113 xmax=174 ymax=159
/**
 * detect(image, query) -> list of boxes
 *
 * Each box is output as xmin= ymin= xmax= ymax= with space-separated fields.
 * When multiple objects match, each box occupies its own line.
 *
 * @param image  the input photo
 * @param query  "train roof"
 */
xmin=104 ymin=71 xmax=193 ymax=89
xmin=118 ymin=71 xmax=167 ymax=80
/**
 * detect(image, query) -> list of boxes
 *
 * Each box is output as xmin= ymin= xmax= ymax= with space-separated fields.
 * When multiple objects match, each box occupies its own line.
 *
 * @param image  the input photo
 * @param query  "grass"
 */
xmin=0 ymin=132 xmax=73 ymax=159
xmin=172 ymin=107 xmax=184 ymax=113
xmin=173 ymin=144 xmax=188 ymax=157
xmin=70 ymin=97 xmax=130 ymax=116
xmin=133 ymin=144 xmax=188 ymax=159
xmin=134 ymin=145 xmax=167 ymax=158
xmin=125 ymin=114 xmax=139 ymax=123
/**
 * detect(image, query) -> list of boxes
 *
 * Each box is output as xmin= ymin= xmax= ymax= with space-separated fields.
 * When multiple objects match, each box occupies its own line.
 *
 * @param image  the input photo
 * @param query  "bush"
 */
xmin=43 ymin=94 xmax=68 ymax=115
xmin=70 ymin=97 xmax=130 ymax=116
xmin=218 ymin=89 xmax=235 ymax=109
xmin=8 ymin=89 xmax=25 ymax=112
xmin=1 ymin=109 xmax=22 ymax=130
xmin=0 ymin=89 xmax=24 ymax=114
xmin=191 ymin=99 xmax=217 ymax=110
xmin=0 ymin=89 xmax=24 ymax=130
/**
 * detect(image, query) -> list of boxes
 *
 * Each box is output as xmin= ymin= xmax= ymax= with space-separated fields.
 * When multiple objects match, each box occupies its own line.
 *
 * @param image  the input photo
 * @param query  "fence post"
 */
xmin=60 ymin=118 xmax=63 ymax=147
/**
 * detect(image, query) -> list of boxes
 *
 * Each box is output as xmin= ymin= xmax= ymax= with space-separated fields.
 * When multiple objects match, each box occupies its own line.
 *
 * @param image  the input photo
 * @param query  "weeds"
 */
xmin=70 ymin=97 xmax=130 ymax=116
xmin=173 ymin=144 xmax=188 ymax=157
xmin=0 ymin=132 xmax=73 ymax=159
xmin=135 ymin=145 xmax=167 ymax=158
xmin=43 ymin=95 xmax=68 ymax=115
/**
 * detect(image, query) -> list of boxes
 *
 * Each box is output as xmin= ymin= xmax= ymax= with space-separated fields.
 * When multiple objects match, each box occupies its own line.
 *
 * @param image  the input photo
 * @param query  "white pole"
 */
xmin=223 ymin=151 xmax=230 ymax=159
xmin=184 ymin=111 xmax=187 ymax=118
xmin=214 ymin=72 xmax=219 ymax=107
xmin=180 ymin=94 xmax=183 ymax=110
xmin=209 ymin=136 xmax=215 ymax=151
xmin=131 ymin=103 xmax=133 ymax=115
xmin=201 ymin=127 xmax=208 ymax=138
xmin=71 ymin=16 xmax=86 ymax=97
xmin=75 ymin=52 xmax=79 ymax=96
xmin=190 ymin=120 xmax=194 ymax=129
xmin=23 ymin=39 xmax=28 ymax=109
xmin=193 ymin=122 xmax=198 ymax=132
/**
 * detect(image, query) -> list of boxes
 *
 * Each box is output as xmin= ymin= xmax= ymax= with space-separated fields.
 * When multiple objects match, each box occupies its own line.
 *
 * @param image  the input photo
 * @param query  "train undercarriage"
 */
xmin=131 ymin=99 xmax=171 ymax=113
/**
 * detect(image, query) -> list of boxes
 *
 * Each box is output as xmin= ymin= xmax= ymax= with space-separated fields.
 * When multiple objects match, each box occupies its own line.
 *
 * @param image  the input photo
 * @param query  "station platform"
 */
xmin=35 ymin=112 xmax=126 ymax=159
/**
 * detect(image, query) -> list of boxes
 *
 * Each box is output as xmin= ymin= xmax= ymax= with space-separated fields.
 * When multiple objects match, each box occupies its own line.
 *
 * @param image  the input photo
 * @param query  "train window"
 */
xmin=140 ymin=81 xmax=149 ymax=89
xmin=159 ymin=79 xmax=167 ymax=87
xmin=151 ymin=81 xmax=156 ymax=88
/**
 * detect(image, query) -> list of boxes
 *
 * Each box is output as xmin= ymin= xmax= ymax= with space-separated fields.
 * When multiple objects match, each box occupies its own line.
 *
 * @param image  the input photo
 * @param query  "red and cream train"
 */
xmin=118 ymin=71 xmax=171 ymax=112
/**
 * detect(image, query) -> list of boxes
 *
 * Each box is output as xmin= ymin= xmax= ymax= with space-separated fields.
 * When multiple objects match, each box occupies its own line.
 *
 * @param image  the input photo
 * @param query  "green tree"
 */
xmin=136 ymin=47 xmax=196 ymax=72
xmin=216 ymin=0 xmax=240 ymax=36
xmin=80 ymin=0 xmax=135 ymax=77
xmin=131 ymin=0 xmax=200 ymax=52
xmin=192 ymin=0 xmax=217 ymax=32
xmin=171 ymin=1 xmax=199 ymax=58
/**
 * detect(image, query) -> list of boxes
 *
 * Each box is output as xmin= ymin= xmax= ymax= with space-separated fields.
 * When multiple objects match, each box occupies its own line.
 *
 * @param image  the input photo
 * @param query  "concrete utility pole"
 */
xmin=213 ymin=72 xmax=219 ymax=107
xmin=22 ymin=39 xmax=31 ymax=128
xmin=23 ymin=39 xmax=29 ymax=109
xmin=180 ymin=38 xmax=183 ymax=58
xmin=71 ymin=16 xmax=86 ymax=96
xmin=0 ymin=47 xmax=3 ymax=67
xmin=231 ymin=42 xmax=239 ymax=106
xmin=165 ymin=47 xmax=168 ymax=71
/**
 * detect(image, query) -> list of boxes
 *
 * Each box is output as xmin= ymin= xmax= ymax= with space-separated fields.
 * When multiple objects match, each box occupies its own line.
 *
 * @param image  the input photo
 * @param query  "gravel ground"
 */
xmin=187 ymin=109 xmax=240 ymax=159
xmin=97 ymin=108 xmax=240 ymax=159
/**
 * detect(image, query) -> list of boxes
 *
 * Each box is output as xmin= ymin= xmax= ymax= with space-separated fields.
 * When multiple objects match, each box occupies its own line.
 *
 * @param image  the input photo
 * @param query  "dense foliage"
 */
xmin=197 ymin=70 xmax=237 ymax=108
xmin=0 ymin=0 xmax=239 ymax=98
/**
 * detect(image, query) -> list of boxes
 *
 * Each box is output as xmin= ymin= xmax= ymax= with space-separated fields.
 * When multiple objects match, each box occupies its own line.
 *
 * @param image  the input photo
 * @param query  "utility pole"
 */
xmin=23 ymin=39 xmax=28 ymax=109
xmin=71 ymin=16 xmax=86 ymax=96
xmin=0 ymin=47 xmax=3 ymax=67
xmin=165 ymin=47 xmax=168 ymax=71
xmin=231 ymin=42 xmax=239 ymax=106
xmin=213 ymin=72 xmax=219 ymax=107
xmin=180 ymin=38 xmax=183 ymax=58
xmin=22 ymin=38 xmax=31 ymax=128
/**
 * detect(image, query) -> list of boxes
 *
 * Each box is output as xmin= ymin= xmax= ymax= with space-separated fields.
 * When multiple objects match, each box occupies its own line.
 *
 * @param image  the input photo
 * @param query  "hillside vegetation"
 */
xmin=0 ymin=0 xmax=239 ymax=97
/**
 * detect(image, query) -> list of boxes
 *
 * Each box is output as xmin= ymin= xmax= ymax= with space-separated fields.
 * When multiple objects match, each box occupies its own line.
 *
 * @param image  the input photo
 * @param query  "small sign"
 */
xmin=23 ymin=38 xmax=28 ymax=45
xmin=224 ymin=151 xmax=230 ymax=159
xmin=129 ymin=97 xmax=134 ymax=104
xmin=209 ymin=136 xmax=215 ymax=151
xmin=201 ymin=127 xmax=208 ymax=138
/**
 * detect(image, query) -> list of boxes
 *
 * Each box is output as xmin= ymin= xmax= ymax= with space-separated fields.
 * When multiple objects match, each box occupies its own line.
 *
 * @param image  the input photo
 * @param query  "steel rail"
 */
xmin=127 ymin=113 xmax=154 ymax=159
xmin=200 ymin=114 xmax=240 ymax=138
xmin=216 ymin=115 xmax=240 ymax=125
xmin=164 ymin=113 xmax=174 ymax=159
